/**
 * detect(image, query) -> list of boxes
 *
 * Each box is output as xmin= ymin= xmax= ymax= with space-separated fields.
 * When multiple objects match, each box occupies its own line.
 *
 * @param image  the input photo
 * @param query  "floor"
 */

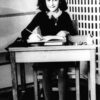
xmin=0 ymin=79 xmax=90 ymax=100
xmin=0 ymin=79 xmax=100 ymax=100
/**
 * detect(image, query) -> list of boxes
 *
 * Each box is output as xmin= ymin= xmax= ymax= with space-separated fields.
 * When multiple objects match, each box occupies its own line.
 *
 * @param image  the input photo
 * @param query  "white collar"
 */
xmin=46 ymin=9 xmax=62 ymax=19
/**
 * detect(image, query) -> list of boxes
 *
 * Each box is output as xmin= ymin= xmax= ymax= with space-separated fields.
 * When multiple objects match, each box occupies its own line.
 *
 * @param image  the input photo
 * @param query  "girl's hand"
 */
xmin=27 ymin=33 xmax=43 ymax=43
xmin=57 ymin=31 xmax=69 ymax=38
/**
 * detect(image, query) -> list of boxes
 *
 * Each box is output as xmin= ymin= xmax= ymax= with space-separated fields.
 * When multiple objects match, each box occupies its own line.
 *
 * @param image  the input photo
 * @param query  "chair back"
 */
xmin=69 ymin=20 xmax=94 ymax=45
xmin=72 ymin=19 xmax=78 ymax=35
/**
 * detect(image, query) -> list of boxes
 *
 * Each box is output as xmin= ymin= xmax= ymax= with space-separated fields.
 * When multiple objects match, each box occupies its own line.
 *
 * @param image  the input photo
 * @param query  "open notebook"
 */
xmin=44 ymin=39 xmax=65 ymax=45
xmin=27 ymin=35 xmax=66 ymax=46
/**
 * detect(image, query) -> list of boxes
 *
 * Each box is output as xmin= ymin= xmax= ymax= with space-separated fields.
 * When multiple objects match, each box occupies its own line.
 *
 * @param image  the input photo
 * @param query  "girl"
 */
xmin=21 ymin=0 xmax=77 ymax=100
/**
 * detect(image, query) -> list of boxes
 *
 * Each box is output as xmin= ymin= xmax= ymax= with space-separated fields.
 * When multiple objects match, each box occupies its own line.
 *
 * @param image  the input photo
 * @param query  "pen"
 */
xmin=25 ymin=28 xmax=43 ymax=40
xmin=26 ymin=28 xmax=33 ymax=34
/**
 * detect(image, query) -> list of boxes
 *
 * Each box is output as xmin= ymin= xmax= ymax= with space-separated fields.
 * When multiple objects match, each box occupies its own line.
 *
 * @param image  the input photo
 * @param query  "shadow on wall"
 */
xmin=0 ymin=7 xmax=36 ymax=51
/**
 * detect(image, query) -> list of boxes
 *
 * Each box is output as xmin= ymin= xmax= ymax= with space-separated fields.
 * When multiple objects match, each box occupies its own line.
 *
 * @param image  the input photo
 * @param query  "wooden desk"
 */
xmin=9 ymin=45 xmax=96 ymax=100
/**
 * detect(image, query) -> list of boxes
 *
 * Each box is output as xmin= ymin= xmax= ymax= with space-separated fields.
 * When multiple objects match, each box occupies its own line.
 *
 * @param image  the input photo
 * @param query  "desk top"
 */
xmin=8 ymin=45 xmax=96 ymax=52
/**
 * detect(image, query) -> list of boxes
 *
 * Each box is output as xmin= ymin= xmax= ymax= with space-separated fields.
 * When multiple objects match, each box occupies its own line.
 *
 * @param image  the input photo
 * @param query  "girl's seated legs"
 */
xmin=42 ymin=62 xmax=69 ymax=100
xmin=58 ymin=67 xmax=68 ymax=100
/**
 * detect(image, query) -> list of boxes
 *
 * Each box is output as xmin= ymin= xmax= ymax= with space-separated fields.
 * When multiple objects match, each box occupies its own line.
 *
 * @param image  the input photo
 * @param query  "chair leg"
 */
xmin=75 ymin=62 xmax=80 ymax=100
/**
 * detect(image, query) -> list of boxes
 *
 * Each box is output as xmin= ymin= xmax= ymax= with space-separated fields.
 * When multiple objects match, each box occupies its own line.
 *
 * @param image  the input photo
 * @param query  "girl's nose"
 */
xmin=50 ymin=0 xmax=54 ymax=5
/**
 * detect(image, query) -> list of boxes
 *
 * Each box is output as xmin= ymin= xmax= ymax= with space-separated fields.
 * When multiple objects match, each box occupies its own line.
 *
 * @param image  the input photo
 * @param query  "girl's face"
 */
xmin=46 ymin=0 xmax=59 ymax=12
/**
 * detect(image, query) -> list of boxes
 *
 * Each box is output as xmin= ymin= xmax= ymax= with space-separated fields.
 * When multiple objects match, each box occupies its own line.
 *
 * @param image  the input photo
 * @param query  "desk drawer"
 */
xmin=15 ymin=50 xmax=91 ymax=63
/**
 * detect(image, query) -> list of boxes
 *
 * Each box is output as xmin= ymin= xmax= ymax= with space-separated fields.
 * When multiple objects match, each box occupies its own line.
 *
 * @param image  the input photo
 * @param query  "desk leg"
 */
xmin=20 ymin=63 xmax=26 ymax=92
xmin=10 ymin=52 xmax=18 ymax=100
xmin=90 ymin=50 xmax=96 ymax=100
xmin=33 ymin=68 xmax=38 ymax=100
xmin=75 ymin=62 xmax=80 ymax=100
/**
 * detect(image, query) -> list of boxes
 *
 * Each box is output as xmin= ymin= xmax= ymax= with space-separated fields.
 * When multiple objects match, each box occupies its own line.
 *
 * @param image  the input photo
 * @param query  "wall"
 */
xmin=0 ymin=0 xmax=39 ymax=51
xmin=0 ymin=0 xmax=37 ymax=14
xmin=0 ymin=0 xmax=37 ymax=88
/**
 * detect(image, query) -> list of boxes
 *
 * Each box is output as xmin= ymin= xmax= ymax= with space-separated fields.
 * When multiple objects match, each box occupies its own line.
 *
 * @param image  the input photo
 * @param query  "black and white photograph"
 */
xmin=0 ymin=0 xmax=99 ymax=100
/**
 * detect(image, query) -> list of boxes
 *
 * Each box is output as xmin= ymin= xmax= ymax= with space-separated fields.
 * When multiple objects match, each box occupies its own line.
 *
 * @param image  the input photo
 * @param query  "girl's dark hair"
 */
xmin=37 ymin=0 xmax=68 ymax=12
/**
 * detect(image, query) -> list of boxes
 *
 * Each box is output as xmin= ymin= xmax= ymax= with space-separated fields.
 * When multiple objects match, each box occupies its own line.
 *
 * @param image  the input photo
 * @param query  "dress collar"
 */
xmin=46 ymin=9 xmax=62 ymax=19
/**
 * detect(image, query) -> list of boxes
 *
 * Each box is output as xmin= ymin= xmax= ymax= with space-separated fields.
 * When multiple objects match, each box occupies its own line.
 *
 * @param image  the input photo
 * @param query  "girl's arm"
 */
xmin=57 ymin=30 xmax=69 ymax=37
xmin=21 ymin=12 xmax=41 ymax=41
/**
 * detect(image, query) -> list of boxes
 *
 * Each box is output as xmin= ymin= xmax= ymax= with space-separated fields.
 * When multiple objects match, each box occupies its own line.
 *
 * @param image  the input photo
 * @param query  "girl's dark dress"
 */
xmin=22 ymin=11 xmax=77 ymax=40
xmin=21 ymin=11 xmax=77 ymax=100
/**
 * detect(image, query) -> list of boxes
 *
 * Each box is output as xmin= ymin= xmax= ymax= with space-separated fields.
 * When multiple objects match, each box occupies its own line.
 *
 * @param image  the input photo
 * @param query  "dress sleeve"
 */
xmin=21 ymin=12 xmax=41 ymax=40
xmin=26 ymin=12 xmax=41 ymax=31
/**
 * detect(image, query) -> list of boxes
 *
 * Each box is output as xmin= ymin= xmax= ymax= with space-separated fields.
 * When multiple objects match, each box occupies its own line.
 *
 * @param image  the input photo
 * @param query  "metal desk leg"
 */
xmin=10 ymin=52 xmax=18 ymax=100
xmin=75 ymin=62 xmax=80 ymax=100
